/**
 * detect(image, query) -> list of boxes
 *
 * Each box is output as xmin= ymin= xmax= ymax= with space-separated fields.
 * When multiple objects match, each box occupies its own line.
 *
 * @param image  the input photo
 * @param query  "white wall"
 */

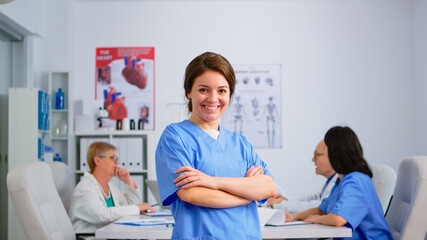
xmin=33 ymin=0 xmax=70 ymax=74
xmin=0 ymin=0 xmax=69 ymax=88
xmin=0 ymin=0 xmax=43 ymax=35
xmin=414 ymin=0 xmax=427 ymax=156
xmin=70 ymin=0 xmax=415 ymax=197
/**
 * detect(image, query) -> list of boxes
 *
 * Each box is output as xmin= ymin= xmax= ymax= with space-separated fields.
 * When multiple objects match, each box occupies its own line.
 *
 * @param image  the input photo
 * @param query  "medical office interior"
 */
xmin=1 ymin=0 xmax=427 ymax=239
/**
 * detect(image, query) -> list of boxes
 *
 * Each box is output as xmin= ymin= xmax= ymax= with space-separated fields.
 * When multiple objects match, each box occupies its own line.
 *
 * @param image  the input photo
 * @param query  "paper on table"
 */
xmin=265 ymin=209 xmax=287 ymax=225
xmin=257 ymin=207 xmax=281 ymax=228
xmin=258 ymin=207 xmax=312 ymax=227
xmin=266 ymin=210 xmax=311 ymax=226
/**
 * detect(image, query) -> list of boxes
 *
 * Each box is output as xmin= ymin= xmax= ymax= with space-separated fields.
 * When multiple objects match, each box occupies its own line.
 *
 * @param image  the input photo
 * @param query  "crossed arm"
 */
xmin=175 ymin=165 xmax=277 ymax=208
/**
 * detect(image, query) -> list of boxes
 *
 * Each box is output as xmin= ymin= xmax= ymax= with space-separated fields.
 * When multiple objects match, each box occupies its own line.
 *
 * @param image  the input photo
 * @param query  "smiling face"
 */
xmin=187 ymin=70 xmax=230 ymax=130
xmin=312 ymin=140 xmax=335 ymax=178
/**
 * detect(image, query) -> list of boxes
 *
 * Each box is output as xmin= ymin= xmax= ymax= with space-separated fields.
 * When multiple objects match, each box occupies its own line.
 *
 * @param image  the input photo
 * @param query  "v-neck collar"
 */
xmin=182 ymin=120 xmax=225 ymax=148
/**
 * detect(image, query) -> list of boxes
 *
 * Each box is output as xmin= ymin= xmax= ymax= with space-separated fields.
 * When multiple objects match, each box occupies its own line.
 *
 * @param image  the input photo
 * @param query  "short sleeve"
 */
xmin=330 ymin=178 xmax=369 ymax=230
xmin=155 ymin=126 xmax=193 ymax=206
xmin=243 ymin=137 xmax=273 ymax=204
xmin=244 ymin=137 xmax=273 ymax=178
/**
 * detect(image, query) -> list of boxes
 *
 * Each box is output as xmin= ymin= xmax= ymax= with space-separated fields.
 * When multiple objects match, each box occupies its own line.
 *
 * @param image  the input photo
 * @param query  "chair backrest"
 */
xmin=371 ymin=163 xmax=397 ymax=213
xmin=385 ymin=156 xmax=427 ymax=240
xmin=7 ymin=161 xmax=75 ymax=240
xmin=46 ymin=161 xmax=75 ymax=213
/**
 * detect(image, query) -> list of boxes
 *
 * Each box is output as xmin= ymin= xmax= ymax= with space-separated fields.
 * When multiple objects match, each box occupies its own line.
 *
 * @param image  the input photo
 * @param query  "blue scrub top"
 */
xmin=156 ymin=120 xmax=272 ymax=240
xmin=319 ymin=172 xmax=392 ymax=240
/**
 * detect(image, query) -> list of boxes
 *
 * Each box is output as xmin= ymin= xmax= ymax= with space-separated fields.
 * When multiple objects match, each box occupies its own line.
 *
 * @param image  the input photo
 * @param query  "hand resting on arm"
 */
xmin=175 ymin=165 xmax=276 ymax=208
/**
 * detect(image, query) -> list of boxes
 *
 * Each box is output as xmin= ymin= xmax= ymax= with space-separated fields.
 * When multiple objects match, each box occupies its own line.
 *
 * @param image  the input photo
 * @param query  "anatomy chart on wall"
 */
xmin=222 ymin=64 xmax=282 ymax=148
xmin=95 ymin=47 xmax=155 ymax=130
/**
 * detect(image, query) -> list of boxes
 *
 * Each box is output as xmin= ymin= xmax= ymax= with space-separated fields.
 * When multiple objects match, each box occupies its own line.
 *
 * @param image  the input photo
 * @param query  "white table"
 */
xmin=95 ymin=215 xmax=351 ymax=239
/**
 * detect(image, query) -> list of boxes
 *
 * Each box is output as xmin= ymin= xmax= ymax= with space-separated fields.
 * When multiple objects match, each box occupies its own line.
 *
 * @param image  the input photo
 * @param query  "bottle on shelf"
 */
xmin=53 ymin=153 xmax=62 ymax=162
xmin=130 ymin=119 xmax=135 ymax=130
xmin=58 ymin=119 xmax=68 ymax=136
xmin=55 ymin=88 xmax=65 ymax=109
xmin=138 ymin=119 xmax=144 ymax=130
xmin=44 ymin=146 xmax=54 ymax=162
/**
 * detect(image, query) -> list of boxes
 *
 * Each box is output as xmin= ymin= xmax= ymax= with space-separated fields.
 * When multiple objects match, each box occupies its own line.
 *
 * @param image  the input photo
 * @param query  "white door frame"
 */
xmin=0 ymin=11 xmax=34 ymax=240
xmin=0 ymin=11 xmax=33 ymax=88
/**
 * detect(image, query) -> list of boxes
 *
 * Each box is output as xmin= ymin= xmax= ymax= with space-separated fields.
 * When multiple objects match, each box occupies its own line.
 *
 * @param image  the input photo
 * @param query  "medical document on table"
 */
xmin=257 ymin=207 xmax=312 ymax=227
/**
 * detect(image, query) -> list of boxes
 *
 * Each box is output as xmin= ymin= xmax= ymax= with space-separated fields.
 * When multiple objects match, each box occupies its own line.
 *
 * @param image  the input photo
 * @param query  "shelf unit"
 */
xmin=74 ymin=130 xmax=153 ymax=202
xmin=47 ymin=72 xmax=73 ymax=167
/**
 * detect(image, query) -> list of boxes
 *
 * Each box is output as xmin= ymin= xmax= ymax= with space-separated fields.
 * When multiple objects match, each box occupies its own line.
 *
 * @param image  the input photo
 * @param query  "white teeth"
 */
xmin=205 ymin=106 xmax=217 ymax=110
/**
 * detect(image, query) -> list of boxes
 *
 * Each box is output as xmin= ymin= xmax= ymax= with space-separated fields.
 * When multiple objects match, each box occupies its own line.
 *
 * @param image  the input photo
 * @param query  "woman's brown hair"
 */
xmin=184 ymin=52 xmax=236 ymax=112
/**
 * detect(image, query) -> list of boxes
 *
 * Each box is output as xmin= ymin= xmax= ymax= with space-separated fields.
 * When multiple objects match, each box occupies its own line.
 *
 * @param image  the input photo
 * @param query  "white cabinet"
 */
xmin=8 ymin=88 xmax=49 ymax=168
xmin=8 ymin=88 xmax=50 ymax=240
xmin=74 ymin=130 xmax=151 ymax=202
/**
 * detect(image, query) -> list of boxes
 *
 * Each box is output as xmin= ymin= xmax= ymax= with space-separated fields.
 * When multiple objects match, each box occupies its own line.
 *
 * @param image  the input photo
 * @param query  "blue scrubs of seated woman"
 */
xmin=286 ymin=126 xmax=392 ymax=240
xmin=156 ymin=52 xmax=277 ymax=240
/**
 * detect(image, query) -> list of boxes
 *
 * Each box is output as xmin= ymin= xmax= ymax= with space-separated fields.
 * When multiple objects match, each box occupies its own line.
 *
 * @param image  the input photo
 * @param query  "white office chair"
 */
xmin=46 ymin=161 xmax=75 ymax=214
xmin=385 ymin=156 xmax=427 ymax=240
xmin=7 ymin=161 xmax=76 ymax=240
xmin=371 ymin=163 xmax=397 ymax=213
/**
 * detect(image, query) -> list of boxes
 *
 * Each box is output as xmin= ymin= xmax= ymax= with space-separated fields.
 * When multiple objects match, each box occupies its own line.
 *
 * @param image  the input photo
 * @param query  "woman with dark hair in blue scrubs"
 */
xmin=155 ymin=52 xmax=276 ymax=240
xmin=287 ymin=126 xmax=392 ymax=240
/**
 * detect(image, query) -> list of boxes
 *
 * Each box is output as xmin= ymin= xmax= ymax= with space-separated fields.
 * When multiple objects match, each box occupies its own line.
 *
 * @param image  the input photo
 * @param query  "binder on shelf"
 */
xmin=127 ymin=138 xmax=135 ymax=171
xmin=38 ymin=90 xmax=49 ymax=130
xmin=118 ymin=138 xmax=128 ymax=169
xmin=111 ymin=137 xmax=120 ymax=163
xmin=139 ymin=137 xmax=145 ymax=170
xmin=128 ymin=137 xmax=143 ymax=171
xmin=133 ymin=175 xmax=144 ymax=200
xmin=80 ymin=138 xmax=89 ymax=172
xmin=136 ymin=137 xmax=144 ymax=171
xmin=38 ymin=138 xmax=43 ymax=160
xmin=43 ymin=92 xmax=49 ymax=130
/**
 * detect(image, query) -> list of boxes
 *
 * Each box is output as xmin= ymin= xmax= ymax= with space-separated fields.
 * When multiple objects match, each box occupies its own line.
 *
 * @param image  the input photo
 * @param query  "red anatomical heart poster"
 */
xmin=95 ymin=47 xmax=155 ymax=130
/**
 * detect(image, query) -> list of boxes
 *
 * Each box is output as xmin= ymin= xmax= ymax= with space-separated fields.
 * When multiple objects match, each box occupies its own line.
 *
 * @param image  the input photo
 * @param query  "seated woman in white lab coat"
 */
xmin=69 ymin=141 xmax=154 ymax=235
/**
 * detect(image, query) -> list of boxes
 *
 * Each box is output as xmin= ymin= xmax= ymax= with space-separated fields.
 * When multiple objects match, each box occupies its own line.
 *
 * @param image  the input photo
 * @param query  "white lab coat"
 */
xmin=69 ymin=171 xmax=141 ymax=234
xmin=273 ymin=174 xmax=339 ymax=213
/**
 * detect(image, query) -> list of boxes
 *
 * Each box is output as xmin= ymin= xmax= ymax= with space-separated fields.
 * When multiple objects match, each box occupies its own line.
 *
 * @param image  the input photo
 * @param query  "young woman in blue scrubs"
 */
xmin=287 ymin=126 xmax=392 ymax=240
xmin=155 ymin=52 xmax=277 ymax=240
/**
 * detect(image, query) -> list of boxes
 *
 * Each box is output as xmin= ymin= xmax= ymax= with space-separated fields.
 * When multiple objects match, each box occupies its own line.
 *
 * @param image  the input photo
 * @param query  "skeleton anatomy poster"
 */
xmin=95 ymin=47 xmax=155 ymax=130
xmin=222 ymin=64 xmax=282 ymax=148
